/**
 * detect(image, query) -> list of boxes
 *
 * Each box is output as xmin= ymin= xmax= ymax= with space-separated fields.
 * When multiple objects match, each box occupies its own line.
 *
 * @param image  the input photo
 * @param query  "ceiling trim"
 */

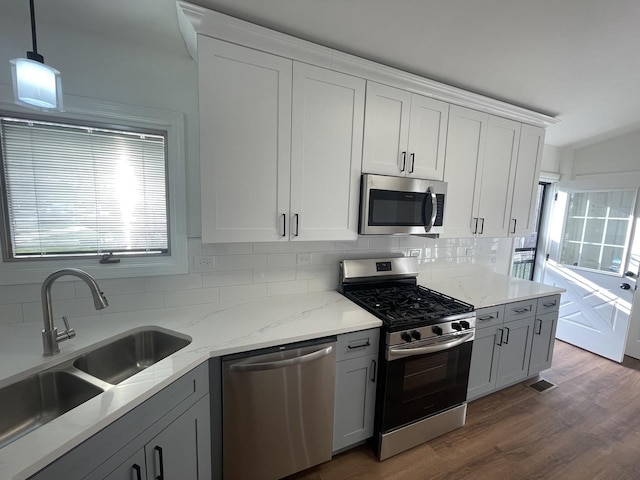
xmin=176 ymin=1 xmax=557 ymax=128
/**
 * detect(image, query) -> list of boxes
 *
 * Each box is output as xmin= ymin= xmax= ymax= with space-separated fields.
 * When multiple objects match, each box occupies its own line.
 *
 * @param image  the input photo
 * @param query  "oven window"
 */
xmin=381 ymin=341 xmax=472 ymax=432
xmin=368 ymin=189 xmax=427 ymax=226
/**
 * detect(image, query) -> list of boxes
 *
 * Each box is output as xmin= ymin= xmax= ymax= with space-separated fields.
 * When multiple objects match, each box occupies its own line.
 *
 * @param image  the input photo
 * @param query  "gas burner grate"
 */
xmin=345 ymin=285 xmax=474 ymax=329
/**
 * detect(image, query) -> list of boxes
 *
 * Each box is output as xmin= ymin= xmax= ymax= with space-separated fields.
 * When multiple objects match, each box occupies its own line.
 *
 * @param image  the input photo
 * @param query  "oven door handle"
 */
xmin=387 ymin=332 xmax=473 ymax=360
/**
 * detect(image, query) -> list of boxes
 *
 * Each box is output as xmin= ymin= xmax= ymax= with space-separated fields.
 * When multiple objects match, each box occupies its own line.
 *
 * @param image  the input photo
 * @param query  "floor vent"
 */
xmin=528 ymin=379 xmax=557 ymax=394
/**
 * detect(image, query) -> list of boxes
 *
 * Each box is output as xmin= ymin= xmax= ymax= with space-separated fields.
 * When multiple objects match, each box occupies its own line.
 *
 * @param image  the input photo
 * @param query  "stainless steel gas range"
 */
xmin=339 ymin=257 xmax=476 ymax=460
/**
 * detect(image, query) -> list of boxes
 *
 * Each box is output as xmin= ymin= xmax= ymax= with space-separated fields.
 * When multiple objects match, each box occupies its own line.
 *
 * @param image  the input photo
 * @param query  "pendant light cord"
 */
xmin=29 ymin=0 xmax=38 ymax=54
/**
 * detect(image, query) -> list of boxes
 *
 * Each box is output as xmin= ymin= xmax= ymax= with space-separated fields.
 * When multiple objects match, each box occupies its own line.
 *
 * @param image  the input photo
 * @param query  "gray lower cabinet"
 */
xmin=333 ymin=328 xmax=379 ymax=453
xmin=102 ymin=395 xmax=210 ymax=480
xmin=29 ymin=360 xmax=214 ymax=480
xmin=467 ymin=294 xmax=560 ymax=401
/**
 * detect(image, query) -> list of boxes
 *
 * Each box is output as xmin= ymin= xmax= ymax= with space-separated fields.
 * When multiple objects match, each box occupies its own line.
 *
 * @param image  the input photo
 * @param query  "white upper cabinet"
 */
xmin=509 ymin=124 xmax=545 ymax=237
xmin=442 ymin=106 xmax=487 ymax=237
xmin=198 ymin=36 xmax=292 ymax=243
xmin=362 ymin=82 xmax=449 ymax=180
xmin=290 ymin=62 xmax=365 ymax=241
xmin=198 ymin=36 xmax=364 ymax=242
xmin=475 ymin=116 xmax=521 ymax=237
xmin=443 ymin=106 xmax=522 ymax=238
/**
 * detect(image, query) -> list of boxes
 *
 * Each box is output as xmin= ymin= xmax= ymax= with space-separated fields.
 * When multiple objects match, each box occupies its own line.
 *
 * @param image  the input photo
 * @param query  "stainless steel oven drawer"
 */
xmin=336 ymin=328 xmax=380 ymax=361
xmin=475 ymin=305 xmax=505 ymax=329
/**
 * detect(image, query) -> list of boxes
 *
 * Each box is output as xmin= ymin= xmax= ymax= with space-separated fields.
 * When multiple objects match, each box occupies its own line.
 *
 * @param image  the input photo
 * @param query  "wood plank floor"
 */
xmin=289 ymin=341 xmax=640 ymax=480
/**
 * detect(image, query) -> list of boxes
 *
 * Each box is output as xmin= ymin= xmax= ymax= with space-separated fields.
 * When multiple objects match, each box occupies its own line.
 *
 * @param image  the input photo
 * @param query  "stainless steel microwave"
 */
xmin=358 ymin=174 xmax=447 ymax=236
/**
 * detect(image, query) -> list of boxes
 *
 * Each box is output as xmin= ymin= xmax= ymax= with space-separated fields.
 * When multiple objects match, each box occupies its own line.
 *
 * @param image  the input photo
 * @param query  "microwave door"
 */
xmin=421 ymin=188 xmax=438 ymax=233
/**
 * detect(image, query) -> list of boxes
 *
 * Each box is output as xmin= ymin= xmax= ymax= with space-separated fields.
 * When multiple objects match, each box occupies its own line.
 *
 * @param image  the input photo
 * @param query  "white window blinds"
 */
xmin=0 ymin=117 xmax=169 ymax=259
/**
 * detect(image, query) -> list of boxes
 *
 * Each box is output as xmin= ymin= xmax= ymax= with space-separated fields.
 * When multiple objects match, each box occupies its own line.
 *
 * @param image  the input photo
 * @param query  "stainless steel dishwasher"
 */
xmin=222 ymin=336 xmax=337 ymax=480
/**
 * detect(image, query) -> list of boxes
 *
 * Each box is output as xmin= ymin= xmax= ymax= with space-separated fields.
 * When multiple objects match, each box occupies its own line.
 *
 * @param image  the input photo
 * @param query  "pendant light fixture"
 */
xmin=10 ymin=0 xmax=63 ymax=111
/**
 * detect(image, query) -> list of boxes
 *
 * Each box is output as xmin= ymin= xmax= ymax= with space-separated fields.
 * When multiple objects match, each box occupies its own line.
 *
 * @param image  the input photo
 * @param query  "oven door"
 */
xmin=359 ymin=174 xmax=446 ymax=235
xmin=380 ymin=336 xmax=473 ymax=433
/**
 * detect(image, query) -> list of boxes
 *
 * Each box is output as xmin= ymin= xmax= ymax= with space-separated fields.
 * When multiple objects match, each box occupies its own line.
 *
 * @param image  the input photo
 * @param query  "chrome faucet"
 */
xmin=41 ymin=268 xmax=109 ymax=356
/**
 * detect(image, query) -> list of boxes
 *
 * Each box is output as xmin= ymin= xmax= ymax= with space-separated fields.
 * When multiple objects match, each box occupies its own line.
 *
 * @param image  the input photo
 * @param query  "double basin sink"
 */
xmin=0 ymin=327 xmax=191 ymax=449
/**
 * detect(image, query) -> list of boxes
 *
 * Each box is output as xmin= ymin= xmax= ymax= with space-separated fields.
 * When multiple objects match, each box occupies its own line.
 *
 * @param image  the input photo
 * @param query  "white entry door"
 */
xmin=543 ymin=189 xmax=638 ymax=362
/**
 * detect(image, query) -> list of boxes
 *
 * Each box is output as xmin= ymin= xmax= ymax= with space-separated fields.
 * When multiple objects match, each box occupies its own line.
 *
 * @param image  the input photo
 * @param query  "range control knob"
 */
xmin=401 ymin=332 xmax=413 ymax=342
xmin=432 ymin=326 xmax=443 ymax=336
xmin=411 ymin=330 xmax=422 ymax=341
xmin=451 ymin=322 xmax=462 ymax=331
xmin=460 ymin=320 xmax=471 ymax=330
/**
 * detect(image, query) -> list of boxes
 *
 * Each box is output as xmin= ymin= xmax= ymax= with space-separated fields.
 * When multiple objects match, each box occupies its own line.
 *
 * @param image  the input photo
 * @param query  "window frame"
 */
xmin=0 ymin=95 xmax=188 ymax=285
xmin=558 ymin=188 xmax=637 ymax=277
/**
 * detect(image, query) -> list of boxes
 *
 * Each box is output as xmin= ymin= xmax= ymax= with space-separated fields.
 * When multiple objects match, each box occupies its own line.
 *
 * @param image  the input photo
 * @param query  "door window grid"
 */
xmin=559 ymin=190 xmax=635 ymax=274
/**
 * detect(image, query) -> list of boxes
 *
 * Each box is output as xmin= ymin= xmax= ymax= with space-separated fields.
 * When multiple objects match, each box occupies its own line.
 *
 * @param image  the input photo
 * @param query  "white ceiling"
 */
xmin=5 ymin=0 xmax=640 ymax=148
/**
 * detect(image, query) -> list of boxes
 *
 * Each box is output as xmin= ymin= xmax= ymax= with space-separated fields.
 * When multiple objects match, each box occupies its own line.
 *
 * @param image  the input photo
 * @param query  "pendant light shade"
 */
xmin=10 ymin=58 xmax=63 ymax=110
xmin=10 ymin=0 xmax=63 ymax=111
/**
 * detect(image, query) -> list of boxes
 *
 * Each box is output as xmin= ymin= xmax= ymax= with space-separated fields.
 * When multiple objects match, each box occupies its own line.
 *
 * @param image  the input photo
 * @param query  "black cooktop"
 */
xmin=344 ymin=284 xmax=474 ymax=331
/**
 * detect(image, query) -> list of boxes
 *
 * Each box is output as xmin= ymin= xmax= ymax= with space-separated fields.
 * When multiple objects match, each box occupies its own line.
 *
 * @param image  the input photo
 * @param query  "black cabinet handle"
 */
xmin=400 ymin=151 xmax=407 ymax=171
xmin=370 ymin=359 xmax=377 ymax=383
xmin=410 ymin=153 xmax=415 ymax=173
xmin=511 ymin=218 xmax=517 ymax=234
xmin=478 ymin=315 xmax=495 ymax=321
xmin=535 ymin=318 xmax=542 ymax=335
xmin=294 ymin=213 xmax=299 ymax=237
xmin=504 ymin=327 xmax=510 ymax=344
xmin=347 ymin=341 xmax=370 ymax=350
xmin=496 ymin=328 xmax=504 ymax=346
xmin=479 ymin=217 xmax=485 ymax=234
xmin=154 ymin=446 xmax=165 ymax=480
xmin=473 ymin=217 xmax=478 ymax=234
xmin=132 ymin=464 xmax=142 ymax=480
xmin=281 ymin=214 xmax=286 ymax=237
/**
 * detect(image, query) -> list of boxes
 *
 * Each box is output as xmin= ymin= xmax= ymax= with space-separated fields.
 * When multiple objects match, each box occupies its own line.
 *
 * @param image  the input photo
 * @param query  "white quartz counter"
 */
xmin=0 ymin=290 xmax=381 ymax=480
xmin=422 ymin=273 xmax=565 ymax=309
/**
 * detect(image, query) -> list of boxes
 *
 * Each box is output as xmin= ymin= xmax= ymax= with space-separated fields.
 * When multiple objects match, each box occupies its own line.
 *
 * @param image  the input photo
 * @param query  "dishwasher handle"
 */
xmin=229 ymin=345 xmax=333 ymax=372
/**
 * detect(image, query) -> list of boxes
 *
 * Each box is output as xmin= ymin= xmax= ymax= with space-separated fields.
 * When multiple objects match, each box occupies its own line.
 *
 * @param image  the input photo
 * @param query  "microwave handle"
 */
xmin=422 ymin=187 xmax=437 ymax=232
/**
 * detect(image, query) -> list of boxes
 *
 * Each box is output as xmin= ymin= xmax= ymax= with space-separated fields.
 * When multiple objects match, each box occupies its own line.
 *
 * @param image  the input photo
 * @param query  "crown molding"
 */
xmin=176 ymin=1 xmax=557 ymax=128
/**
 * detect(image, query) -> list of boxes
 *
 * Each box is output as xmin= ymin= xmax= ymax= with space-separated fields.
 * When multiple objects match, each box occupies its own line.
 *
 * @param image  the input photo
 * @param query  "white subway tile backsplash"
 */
xmin=217 ymin=254 xmax=267 ymax=271
xmin=252 ymin=242 xmax=298 ymax=254
xmin=201 ymin=242 xmax=253 ymax=256
xmin=144 ymin=273 xmax=203 ymax=292
xmin=203 ymin=270 xmax=253 ymax=288
xmin=101 ymin=292 xmax=166 ymax=314
xmin=76 ymin=277 xmax=144 ymax=298
xmin=267 ymin=280 xmax=309 ymax=296
xmin=253 ymin=268 xmax=296 ymax=283
xmin=267 ymin=253 xmax=297 ymax=268
xmin=165 ymin=287 xmax=220 ymax=307
xmin=0 ymin=236 xmax=505 ymax=325
xmin=0 ymin=304 xmax=23 ymax=325
xmin=220 ymin=283 xmax=267 ymax=301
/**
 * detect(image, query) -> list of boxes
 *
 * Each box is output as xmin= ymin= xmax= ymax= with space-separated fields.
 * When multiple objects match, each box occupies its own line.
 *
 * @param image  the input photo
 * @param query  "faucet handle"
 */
xmin=57 ymin=316 xmax=76 ymax=342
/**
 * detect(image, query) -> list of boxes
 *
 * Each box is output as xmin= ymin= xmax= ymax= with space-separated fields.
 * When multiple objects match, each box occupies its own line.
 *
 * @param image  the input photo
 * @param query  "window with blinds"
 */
xmin=0 ymin=116 xmax=169 ymax=260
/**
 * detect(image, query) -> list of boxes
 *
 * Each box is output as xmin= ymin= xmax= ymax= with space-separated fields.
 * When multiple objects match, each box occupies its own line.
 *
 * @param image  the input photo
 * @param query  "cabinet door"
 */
xmin=509 ymin=124 xmax=544 ymax=236
xmin=362 ymin=81 xmax=411 ymax=176
xmin=145 ymin=395 xmax=211 ymax=480
xmin=101 ymin=450 xmax=146 ymax=480
xmin=495 ymin=316 xmax=534 ymax=388
xmin=333 ymin=354 xmax=377 ymax=452
xmin=198 ymin=37 xmax=292 ymax=242
xmin=528 ymin=312 xmax=558 ymax=375
xmin=442 ymin=105 xmax=488 ymax=237
xmin=475 ymin=116 xmax=521 ymax=237
xmin=290 ymin=63 xmax=364 ymax=241
xmin=406 ymin=95 xmax=449 ymax=180
xmin=467 ymin=325 xmax=501 ymax=400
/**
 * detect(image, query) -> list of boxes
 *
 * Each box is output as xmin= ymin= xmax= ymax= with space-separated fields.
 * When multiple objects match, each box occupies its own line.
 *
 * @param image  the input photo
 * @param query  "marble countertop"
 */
xmin=422 ymin=273 xmax=565 ymax=309
xmin=0 ymin=290 xmax=381 ymax=480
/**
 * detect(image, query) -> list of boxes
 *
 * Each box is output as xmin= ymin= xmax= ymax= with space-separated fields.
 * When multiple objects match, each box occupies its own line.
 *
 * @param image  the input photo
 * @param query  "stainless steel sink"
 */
xmin=0 ymin=371 xmax=103 ymax=448
xmin=73 ymin=328 xmax=191 ymax=384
